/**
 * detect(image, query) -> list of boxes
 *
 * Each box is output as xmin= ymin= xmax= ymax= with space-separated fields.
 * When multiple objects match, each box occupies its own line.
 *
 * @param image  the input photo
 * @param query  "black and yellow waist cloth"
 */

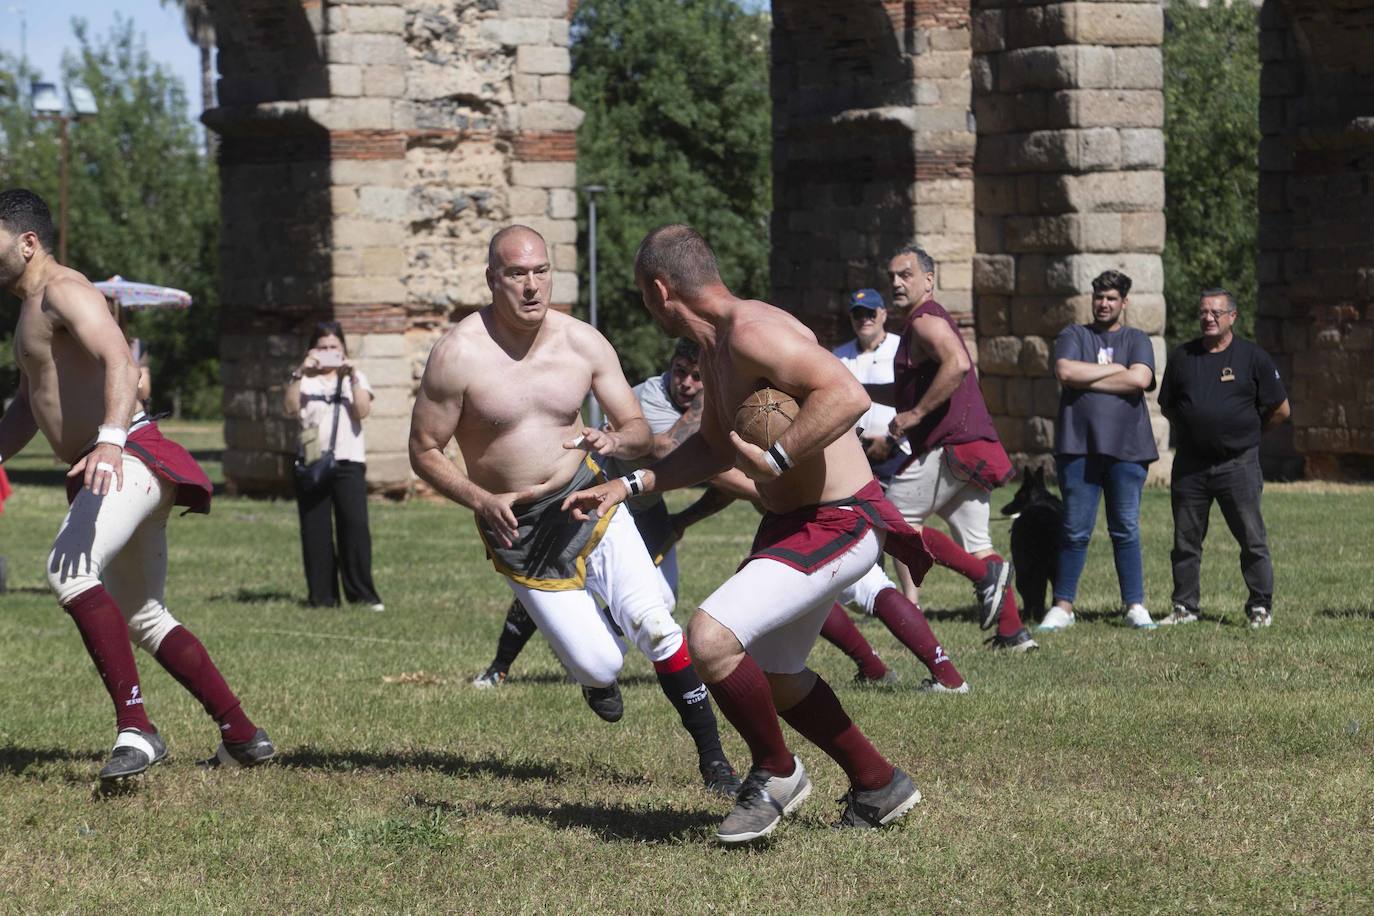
xmin=476 ymin=459 xmax=617 ymax=592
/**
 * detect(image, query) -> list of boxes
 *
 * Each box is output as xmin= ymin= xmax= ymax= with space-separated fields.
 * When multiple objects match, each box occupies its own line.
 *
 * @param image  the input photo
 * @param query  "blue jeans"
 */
xmin=1054 ymin=454 xmax=1149 ymax=607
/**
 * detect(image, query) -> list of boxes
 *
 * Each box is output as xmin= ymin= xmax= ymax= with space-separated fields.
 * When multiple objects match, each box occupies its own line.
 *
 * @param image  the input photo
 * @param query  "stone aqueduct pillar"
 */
xmin=1257 ymin=0 xmax=1374 ymax=480
xmin=207 ymin=0 xmax=580 ymax=495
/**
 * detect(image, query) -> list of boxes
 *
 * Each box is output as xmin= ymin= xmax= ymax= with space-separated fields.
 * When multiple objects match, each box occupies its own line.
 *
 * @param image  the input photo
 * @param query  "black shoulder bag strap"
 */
xmin=325 ymin=374 xmax=345 ymax=456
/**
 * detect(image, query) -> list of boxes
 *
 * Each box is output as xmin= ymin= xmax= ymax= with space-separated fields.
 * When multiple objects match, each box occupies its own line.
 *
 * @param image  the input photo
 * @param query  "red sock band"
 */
xmin=651 ymin=636 xmax=693 ymax=675
xmin=872 ymin=589 xmax=963 ymax=688
xmin=921 ymin=527 xmax=988 ymax=581
xmin=64 ymin=586 xmax=152 ymax=733
xmin=779 ymin=677 xmax=893 ymax=791
xmin=705 ymin=655 xmax=794 ymax=775
xmin=820 ymin=604 xmax=888 ymax=680
xmin=154 ymin=626 xmax=256 ymax=744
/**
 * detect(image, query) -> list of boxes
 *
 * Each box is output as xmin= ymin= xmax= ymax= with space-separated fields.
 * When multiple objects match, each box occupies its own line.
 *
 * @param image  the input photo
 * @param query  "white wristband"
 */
xmin=96 ymin=425 xmax=128 ymax=449
xmin=763 ymin=450 xmax=782 ymax=475
xmin=765 ymin=441 xmax=793 ymax=474
xmin=620 ymin=469 xmax=647 ymax=497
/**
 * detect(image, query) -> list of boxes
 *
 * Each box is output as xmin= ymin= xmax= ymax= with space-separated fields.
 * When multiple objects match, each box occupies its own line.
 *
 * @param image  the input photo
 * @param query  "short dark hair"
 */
xmin=671 ymin=338 xmax=700 ymax=364
xmin=635 ymin=224 xmax=722 ymax=295
xmin=0 ymin=188 xmax=57 ymax=253
xmin=1199 ymin=287 xmax=1237 ymax=312
xmin=891 ymin=245 xmax=934 ymax=275
xmin=309 ymin=320 xmax=348 ymax=355
xmin=1091 ymin=270 xmax=1132 ymax=297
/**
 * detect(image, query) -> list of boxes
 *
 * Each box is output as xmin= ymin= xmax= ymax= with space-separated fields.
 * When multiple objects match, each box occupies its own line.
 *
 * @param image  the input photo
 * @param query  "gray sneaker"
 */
xmin=835 ymin=766 xmax=922 ymax=828
xmin=975 ymin=558 xmax=1014 ymax=630
xmin=916 ymin=677 xmax=970 ymax=695
xmin=581 ymin=683 xmax=624 ymax=722
xmin=715 ymin=755 xmax=811 ymax=845
xmin=199 ymin=727 xmax=276 ymax=769
xmin=1247 ymin=606 xmax=1272 ymax=629
xmin=1159 ymin=604 xmax=1199 ymax=626
xmin=99 ymin=727 xmax=167 ymax=781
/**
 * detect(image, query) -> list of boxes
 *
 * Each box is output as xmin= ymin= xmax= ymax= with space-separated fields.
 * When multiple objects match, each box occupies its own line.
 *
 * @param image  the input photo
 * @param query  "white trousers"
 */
xmin=505 ymin=508 xmax=682 ymax=688
xmin=837 ymin=562 xmax=899 ymax=615
xmin=47 ymin=454 xmax=182 ymax=653
xmin=700 ymin=528 xmax=882 ymax=674
xmin=886 ymin=446 xmax=993 ymax=553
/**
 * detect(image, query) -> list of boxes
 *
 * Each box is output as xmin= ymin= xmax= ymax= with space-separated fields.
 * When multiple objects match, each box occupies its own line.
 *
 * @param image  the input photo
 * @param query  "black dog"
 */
xmin=1000 ymin=466 xmax=1064 ymax=622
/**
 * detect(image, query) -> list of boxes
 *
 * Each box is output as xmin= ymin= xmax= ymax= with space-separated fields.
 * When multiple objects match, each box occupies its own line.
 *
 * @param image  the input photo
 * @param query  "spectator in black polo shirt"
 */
xmin=1157 ymin=288 xmax=1291 ymax=629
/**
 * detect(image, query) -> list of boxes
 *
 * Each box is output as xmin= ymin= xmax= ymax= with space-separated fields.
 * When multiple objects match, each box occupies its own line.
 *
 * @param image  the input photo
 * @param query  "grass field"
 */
xmin=0 ymin=422 xmax=1371 ymax=913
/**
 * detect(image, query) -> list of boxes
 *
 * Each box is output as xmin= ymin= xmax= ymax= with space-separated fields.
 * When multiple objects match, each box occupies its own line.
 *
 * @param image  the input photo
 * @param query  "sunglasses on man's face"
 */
xmin=850 ymin=308 xmax=879 ymax=321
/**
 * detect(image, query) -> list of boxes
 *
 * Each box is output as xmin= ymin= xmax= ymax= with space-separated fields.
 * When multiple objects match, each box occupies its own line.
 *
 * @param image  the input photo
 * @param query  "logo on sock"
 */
xmin=682 ymin=684 xmax=708 ymax=704
xmin=125 ymin=685 xmax=144 ymax=707
xmin=934 ymin=647 xmax=950 ymax=666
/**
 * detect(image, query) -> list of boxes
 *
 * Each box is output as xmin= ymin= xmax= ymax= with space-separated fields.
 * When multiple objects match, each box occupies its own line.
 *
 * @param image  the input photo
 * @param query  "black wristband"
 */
xmin=767 ymin=442 xmax=793 ymax=473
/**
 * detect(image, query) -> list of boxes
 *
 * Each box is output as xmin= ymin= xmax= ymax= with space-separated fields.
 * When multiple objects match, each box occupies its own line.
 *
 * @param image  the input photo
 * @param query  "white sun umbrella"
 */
xmin=94 ymin=275 xmax=193 ymax=311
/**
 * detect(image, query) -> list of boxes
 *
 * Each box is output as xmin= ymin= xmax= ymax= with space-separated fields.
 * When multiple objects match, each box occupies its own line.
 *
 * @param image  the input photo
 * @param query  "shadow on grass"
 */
xmin=209 ymin=587 xmax=298 ymax=604
xmin=1318 ymin=607 xmax=1374 ymax=621
xmin=0 ymin=745 xmax=102 ymax=777
xmin=482 ymin=799 xmax=718 ymax=844
xmin=512 ymin=672 xmax=660 ymax=688
xmin=278 ymin=746 xmax=566 ymax=781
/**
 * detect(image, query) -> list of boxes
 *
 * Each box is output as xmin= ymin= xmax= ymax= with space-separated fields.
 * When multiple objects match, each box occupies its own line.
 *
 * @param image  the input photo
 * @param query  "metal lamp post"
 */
xmin=582 ymin=184 xmax=607 ymax=429
xmin=30 ymin=81 xmax=99 ymax=264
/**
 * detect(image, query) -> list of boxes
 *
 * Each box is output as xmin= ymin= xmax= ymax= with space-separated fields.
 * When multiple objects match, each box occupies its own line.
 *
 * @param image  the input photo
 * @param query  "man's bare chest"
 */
xmin=462 ymin=357 xmax=591 ymax=429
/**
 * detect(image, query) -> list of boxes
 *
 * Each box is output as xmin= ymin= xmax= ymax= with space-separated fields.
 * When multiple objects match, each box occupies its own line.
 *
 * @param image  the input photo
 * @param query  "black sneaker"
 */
xmin=836 ymin=767 xmax=922 ymax=828
xmin=700 ymin=758 xmax=743 ymax=797
xmin=715 ymin=755 xmax=811 ymax=845
xmin=199 ymin=727 xmax=276 ymax=769
xmin=975 ymin=558 xmax=1014 ymax=630
xmin=853 ymin=668 xmax=900 ymax=687
xmin=471 ymin=663 xmax=508 ymax=689
xmin=581 ymin=683 xmax=624 ymax=722
xmin=984 ymin=626 xmax=1040 ymax=653
xmin=99 ymin=727 xmax=167 ymax=781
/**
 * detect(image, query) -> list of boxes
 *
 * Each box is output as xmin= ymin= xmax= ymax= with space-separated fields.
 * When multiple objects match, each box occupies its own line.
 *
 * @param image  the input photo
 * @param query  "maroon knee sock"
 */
xmin=704 ymin=655 xmax=794 ymax=776
xmin=820 ymin=603 xmax=888 ymax=680
xmin=779 ymin=677 xmax=893 ymax=791
xmin=872 ymin=589 xmax=963 ymax=688
xmin=921 ymin=527 xmax=988 ymax=582
xmin=154 ymin=626 xmax=257 ymax=744
xmin=991 ymin=558 xmax=1025 ymax=636
xmin=64 ymin=586 xmax=152 ymax=733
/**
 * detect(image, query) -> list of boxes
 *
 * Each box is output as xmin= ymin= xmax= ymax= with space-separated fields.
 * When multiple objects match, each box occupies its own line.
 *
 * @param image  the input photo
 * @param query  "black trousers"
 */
xmin=1170 ymin=447 xmax=1272 ymax=613
xmin=295 ymin=460 xmax=381 ymax=607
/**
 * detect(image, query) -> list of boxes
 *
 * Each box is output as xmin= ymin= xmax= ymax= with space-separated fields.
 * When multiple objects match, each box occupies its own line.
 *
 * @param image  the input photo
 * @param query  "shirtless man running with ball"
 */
xmin=566 ymin=225 xmax=933 ymax=843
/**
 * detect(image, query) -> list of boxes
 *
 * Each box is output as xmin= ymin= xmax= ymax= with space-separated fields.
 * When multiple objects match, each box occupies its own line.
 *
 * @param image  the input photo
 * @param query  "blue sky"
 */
xmin=2 ymin=0 xmax=203 ymax=111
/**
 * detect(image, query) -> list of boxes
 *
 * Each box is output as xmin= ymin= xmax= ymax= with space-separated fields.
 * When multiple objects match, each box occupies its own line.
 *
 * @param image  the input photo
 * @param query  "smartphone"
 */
xmin=314 ymin=349 xmax=344 ymax=368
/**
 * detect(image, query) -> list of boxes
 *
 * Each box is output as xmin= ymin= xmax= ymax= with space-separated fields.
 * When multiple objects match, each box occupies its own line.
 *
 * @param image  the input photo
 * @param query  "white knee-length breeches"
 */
xmin=47 ymin=453 xmax=182 ymax=653
xmin=837 ymin=561 xmax=899 ymax=615
xmin=505 ymin=507 xmax=682 ymax=688
xmin=700 ymin=528 xmax=883 ymax=675
xmin=886 ymin=446 xmax=993 ymax=553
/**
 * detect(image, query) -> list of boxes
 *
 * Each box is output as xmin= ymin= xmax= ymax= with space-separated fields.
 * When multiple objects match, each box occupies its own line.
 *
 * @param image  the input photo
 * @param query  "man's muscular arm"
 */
xmin=0 ymin=374 xmax=40 ymax=462
xmin=650 ymin=392 xmax=703 ymax=460
xmin=408 ymin=334 xmax=527 ymax=547
xmin=888 ymin=315 xmax=967 ymax=438
xmin=51 ymin=278 xmax=140 ymax=495
xmin=571 ymin=327 xmax=653 ymax=459
xmin=1083 ymin=363 xmax=1152 ymax=394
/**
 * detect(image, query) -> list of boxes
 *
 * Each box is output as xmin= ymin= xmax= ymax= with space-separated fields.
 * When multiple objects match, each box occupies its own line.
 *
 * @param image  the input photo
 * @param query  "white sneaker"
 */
xmin=369 ymin=603 xmax=386 ymax=613
xmin=1158 ymin=604 xmax=1199 ymax=626
xmin=916 ymin=677 xmax=971 ymax=695
xmin=1247 ymin=606 xmax=1272 ymax=629
xmin=1124 ymin=604 xmax=1157 ymax=630
xmin=1036 ymin=606 xmax=1076 ymax=632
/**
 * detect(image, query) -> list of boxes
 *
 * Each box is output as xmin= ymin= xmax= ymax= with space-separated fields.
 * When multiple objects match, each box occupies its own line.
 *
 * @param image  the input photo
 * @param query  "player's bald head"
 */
xmin=488 ymin=225 xmax=547 ymax=268
xmin=634 ymin=224 xmax=722 ymax=296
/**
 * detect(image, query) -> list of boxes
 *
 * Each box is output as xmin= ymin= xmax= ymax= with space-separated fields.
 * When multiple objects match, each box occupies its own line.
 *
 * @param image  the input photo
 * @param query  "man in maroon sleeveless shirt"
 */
xmin=867 ymin=246 xmax=1038 ymax=652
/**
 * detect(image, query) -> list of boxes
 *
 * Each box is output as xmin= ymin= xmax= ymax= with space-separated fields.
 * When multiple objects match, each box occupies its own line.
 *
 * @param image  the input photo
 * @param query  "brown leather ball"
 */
xmin=734 ymin=387 xmax=799 ymax=449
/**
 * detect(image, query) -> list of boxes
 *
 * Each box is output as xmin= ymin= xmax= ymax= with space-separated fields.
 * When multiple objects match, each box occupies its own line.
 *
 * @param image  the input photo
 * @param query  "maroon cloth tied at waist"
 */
xmin=745 ymin=478 xmax=934 ymax=582
xmin=67 ymin=422 xmax=213 ymax=514
xmin=894 ymin=299 xmax=999 ymax=454
xmin=943 ymin=439 xmax=1014 ymax=492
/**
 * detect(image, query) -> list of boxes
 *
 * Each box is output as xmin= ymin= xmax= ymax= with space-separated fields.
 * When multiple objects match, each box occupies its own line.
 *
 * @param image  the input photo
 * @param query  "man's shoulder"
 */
xmin=42 ymin=271 xmax=106 ymax=314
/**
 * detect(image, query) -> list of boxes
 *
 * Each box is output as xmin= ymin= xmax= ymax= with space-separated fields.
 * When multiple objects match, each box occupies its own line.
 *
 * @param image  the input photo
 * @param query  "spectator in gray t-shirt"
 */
xmin=1038 ymin=270 xmax=1160 ymax=634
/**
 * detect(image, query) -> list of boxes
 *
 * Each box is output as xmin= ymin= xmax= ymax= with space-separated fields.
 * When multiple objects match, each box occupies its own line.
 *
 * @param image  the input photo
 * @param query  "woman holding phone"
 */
xmin=284 ymin=321 xmax=385 ymax=611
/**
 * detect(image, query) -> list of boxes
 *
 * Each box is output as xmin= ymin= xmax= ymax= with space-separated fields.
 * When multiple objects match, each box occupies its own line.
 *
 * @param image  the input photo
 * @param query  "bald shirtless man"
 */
xmin=408 ymin=225 xmax=739 ymax=795
xmin=566 ymin=225 xmax=933 ymax=844
xmin=0 ymin=189 xmax=272 ymax=781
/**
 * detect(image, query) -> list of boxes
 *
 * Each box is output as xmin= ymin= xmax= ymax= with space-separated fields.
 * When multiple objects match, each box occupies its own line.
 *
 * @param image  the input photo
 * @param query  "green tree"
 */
xmin=0 ymin=17 xmax=221 ymax=416
xmin=1162 ymin=2 xmax=1260 ymax=345
xmin=572 ymin=0 xmax=771 ymax=381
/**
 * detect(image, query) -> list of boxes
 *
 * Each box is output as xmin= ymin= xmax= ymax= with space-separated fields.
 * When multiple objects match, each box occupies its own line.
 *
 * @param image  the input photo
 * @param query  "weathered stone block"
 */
xmin=1033 ymin=377 xmax=1061 ymax=417
xmin=335 ymin=218 xmax=406 ymax=248
xmin=353 ymin=332 xmax=408 ymax=359
xmin=1039 ymin=170 xmax=1164 ymax=213
xmin=982 ymin=375 xmax=1007 ymax=414
xmin=981 ymin=336 xmax=1024 ymax=375
xmin=479 ymin=18 xmax=551 ymax=47
xmin=355 ymin=356 xmax=413 ymax=388
xmin=1075 ymin=3 xmax=1163 ymax=46
xmin=516 ymin=46 xmax=571 ymax=76
xmin=1025 ymin=416 xmax=1055 ymax=450
xmin=363 ymin=65 xmax=406 ymax=98
xmin=977 ymin=295 xmax=1012 ymax=336
xmin=362 ymin=247 xmax=405 ymax=277
xmin=511 ymin=162 xmax=577 ymax=188
xmin=971 ymin=9 xmax=1004 ymax=53
xmin=998 ymin=46 xmax=1115 ymax=93
xmin=1125 ymin=294 xmax=1165 ymax=334
xmin=329 ymin=33 xmax=407 ymax=66
xmin=1050 ymin=90 xmax=1162 ymax=129
xmin=334 ymin=276 xmax=407 ymax=304
xmin=974 ymin=254 xmax=1016 ymax=294
xmin=1120 ymin=211 xmax=1165 ymax=252
xmin=1043 ymin=253 xmax=1163 ymax=296
xmin=317 ymin=98 xmax=395 ymax=130
xmin=506 ymin=187 xmax=549 ymax=216
xmin=512 ymin=73 xmax=542 ymax=103
xmin=1020 ymin=335 xmax=1052 ymax=375
xmin=366 ymin=452 xmax=413 ymax=489
xmin=553 ymin=243 xmax=577 ymax=271
xmin=333 ymin=160 xmax=405 ymax=186
xmin=1011 ymin=294 xmax=1091 ymax=337
xmin=500 ymin=0 xmax=567 ymax=16
xmin=518 ymin=102 xmax=585 ymax=131
xmin=552 ymin=270 xmax=579 ymax=303
xmin=1119 ymin=128 xmax=1164 ymax=169
xmin=1112 ymin=47 xmax=1162 ymax=89
xmin=347 ymin=5 xmax=405 ymax=33
xmin=994 ymin=415 xmax=1025 ymax=451
xmin=1005 ymin=377 xmax=1035 ymax=416
xmin=914 ymin=50 xmax=972 ymax=81
xmin=549 ymin=187 xmax=577 ymax=220
xmin=328 ymin=64 xmax=363 ymax=97
xmin=357 ymin=186 xmax=409 ymax=221
xmin=541 ymin=75 xmax=571 ymax=102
